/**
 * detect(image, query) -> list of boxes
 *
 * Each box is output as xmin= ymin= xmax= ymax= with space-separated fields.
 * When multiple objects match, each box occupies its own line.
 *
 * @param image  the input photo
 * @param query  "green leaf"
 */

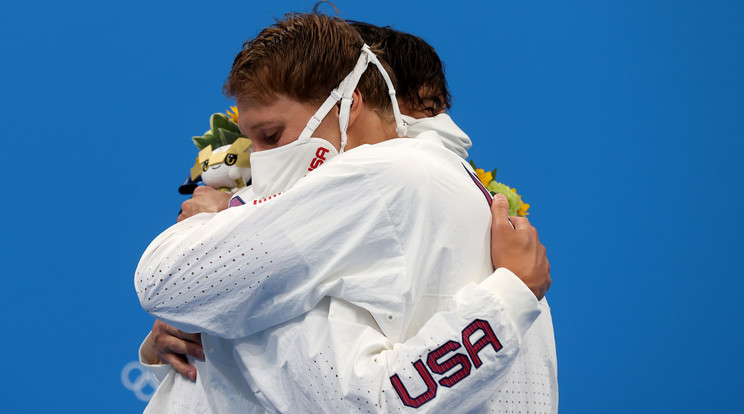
xmin=192 ymin=136 xmax=214 ymax=150
xmin=486 ymin=181 xmax=521 ymax=217
xmin=192 ymin=112 xmax=247 ymax=150
xmin=225 ymin=119 xmax=242 ymax=134
xmin=210 ymin=113 xmax=232 ymax=134
xmin=217 ymin=129 xmax=243 ymax=145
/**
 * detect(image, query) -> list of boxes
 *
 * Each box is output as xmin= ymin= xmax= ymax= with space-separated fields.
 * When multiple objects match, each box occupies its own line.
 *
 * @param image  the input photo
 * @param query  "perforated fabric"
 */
xmin=137 ymin=136 xmax=557 ymax=412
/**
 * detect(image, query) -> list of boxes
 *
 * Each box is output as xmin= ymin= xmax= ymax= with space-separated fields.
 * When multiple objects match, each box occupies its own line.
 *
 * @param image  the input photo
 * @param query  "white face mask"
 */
xmin=402 ymin=113 xmax=472 ymax=159
xmin=249 ymin=138 xmax=338 ymax=198
xmin=248 ymin=44 xmax=407 ymax=199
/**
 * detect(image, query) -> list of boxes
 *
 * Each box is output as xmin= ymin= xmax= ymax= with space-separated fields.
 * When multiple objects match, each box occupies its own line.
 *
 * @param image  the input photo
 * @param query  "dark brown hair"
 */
xmin=349 ymin=21 xmax=451 ymax=116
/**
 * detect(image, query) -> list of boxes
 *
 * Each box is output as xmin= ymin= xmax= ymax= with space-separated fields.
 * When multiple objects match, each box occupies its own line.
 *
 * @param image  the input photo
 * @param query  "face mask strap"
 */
xmin=299 ymin=44 xmax=409 ymax=151
xmin=360 ymin=45 xmax=408 ymax=139
xmin=337 ymin=47 xmax=377 ymax=151
xmin=299 ymin=49 xmax=374 ymax=144
xmin=338 ymin=45 xmax=408 ymax=148
xmin=298 ymin=89 xmax=343 ymax=141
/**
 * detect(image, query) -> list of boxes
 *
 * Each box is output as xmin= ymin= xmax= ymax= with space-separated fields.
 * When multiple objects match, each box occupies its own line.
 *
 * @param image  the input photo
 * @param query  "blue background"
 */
xmin=1 ymin=0 xmax=742 ymax=412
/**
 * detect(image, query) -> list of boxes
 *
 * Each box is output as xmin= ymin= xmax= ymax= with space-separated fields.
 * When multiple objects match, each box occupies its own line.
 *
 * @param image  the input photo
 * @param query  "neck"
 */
xmin=346 ymin=110 xmax=399 ymax=150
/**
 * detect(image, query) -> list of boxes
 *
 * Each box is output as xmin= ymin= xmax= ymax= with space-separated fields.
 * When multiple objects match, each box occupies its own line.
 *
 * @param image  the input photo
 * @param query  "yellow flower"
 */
xmin=510 ymin=187 xmax=530 ymax=216
xmin=471 ymin=160 xmax=531 ymax=216
xmin=517 ymin=202 xmax=530 ymax=216
xmin=227 ymin=106 xmax=239 ymax=123
xmin=475 ymin=168 xmax=493 ymax=187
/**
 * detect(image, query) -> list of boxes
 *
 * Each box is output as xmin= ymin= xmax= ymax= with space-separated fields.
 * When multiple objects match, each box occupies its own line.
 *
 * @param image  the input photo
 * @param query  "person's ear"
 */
xmin=347 ymin=89 xmax=364 ymax=127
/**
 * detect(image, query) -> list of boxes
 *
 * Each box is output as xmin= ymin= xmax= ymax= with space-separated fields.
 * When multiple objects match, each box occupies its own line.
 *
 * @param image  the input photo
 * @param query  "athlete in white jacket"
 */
xmin=136 ymin=16 xmax=554 ymax=412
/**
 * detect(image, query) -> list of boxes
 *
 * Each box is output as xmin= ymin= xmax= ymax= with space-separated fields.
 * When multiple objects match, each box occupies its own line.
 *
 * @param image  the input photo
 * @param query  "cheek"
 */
xmin=277 ymin=133 xmax=301 ymax=147
xmin=312 ymin=113 xmax=342 ymax=146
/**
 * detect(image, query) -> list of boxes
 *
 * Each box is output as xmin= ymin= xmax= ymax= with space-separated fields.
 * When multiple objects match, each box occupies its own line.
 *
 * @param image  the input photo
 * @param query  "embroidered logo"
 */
xmin=389 ymin=319 xmax=503 ymax=408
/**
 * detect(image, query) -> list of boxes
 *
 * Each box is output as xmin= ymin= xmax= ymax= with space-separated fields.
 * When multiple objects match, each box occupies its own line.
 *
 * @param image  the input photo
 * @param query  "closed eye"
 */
xmin=264 ymin=133 xmax=280 ymax=145
xmin=257 ymin=127 xmax=284 ymax=148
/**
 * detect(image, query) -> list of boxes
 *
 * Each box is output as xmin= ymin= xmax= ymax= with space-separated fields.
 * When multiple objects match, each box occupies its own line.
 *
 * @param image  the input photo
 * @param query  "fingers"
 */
xmin=161 ymin=324 xmax=204 ymax=359
xmin=184 ymin=341 xmax=206 ymax=360
xmin=166 ymin=336 xmax=205 ymax=360
xmin=508 ymin=216 xmax=530 ymax=230
xmin=165 ymin=324 xmax=202 ymax=345
xmin=159 ymin=352 xmax=198 ymax=381
xmin=179 ymin=198 xmax=200 ymax=221
xmin=537 ymin=273 xmax=551 ymax=300
xmin=490 ymin=193 xmax=509 ymax=216
xmin=537 ymin=244 xmax=551 ymax=300
xmin=180 ymin=199 xmax=193 ymax=220
xmin=491 ymin=193 xmax=514 ymax=231
xmin=179 ymin=188 xmax=231 ymax=220
xmin=151 ymin=320 xmax=204 ymax=381
xmin=192 ymin=185 xmax=213 ymax=195
xmin=164 ymin=334 xmax=205 ymax=360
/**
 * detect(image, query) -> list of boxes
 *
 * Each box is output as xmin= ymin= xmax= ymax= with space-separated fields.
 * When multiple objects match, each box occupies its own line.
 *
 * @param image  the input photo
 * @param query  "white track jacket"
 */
xmin=136 ymin=133 xmax=557 ymax=412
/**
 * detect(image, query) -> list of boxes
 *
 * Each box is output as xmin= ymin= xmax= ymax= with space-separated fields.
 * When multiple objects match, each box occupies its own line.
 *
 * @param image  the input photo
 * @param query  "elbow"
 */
xmin=134 ymin=264 xmax=165 ymax=315
xmin=138 ymin=292 xmax=156 ymax=315
xmin=135 ymin=275 xmax=154 ymax=314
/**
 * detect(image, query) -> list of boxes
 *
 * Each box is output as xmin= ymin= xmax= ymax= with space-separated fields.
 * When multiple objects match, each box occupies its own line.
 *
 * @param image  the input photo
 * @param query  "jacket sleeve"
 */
xmin=236 ymin=268 xmax=541 ymax=413
xmin=135 ymin=164 xmax=404 ymax=339
xmin=138 ymin=331 xmax=173 ymax=384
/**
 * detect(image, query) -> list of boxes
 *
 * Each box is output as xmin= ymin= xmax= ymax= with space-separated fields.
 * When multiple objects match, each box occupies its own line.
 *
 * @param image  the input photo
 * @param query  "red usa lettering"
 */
xmin=308 ymin=147 xmax=330 ymax=171
xmin=389 ymin=319 xmax=503 ymax=409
